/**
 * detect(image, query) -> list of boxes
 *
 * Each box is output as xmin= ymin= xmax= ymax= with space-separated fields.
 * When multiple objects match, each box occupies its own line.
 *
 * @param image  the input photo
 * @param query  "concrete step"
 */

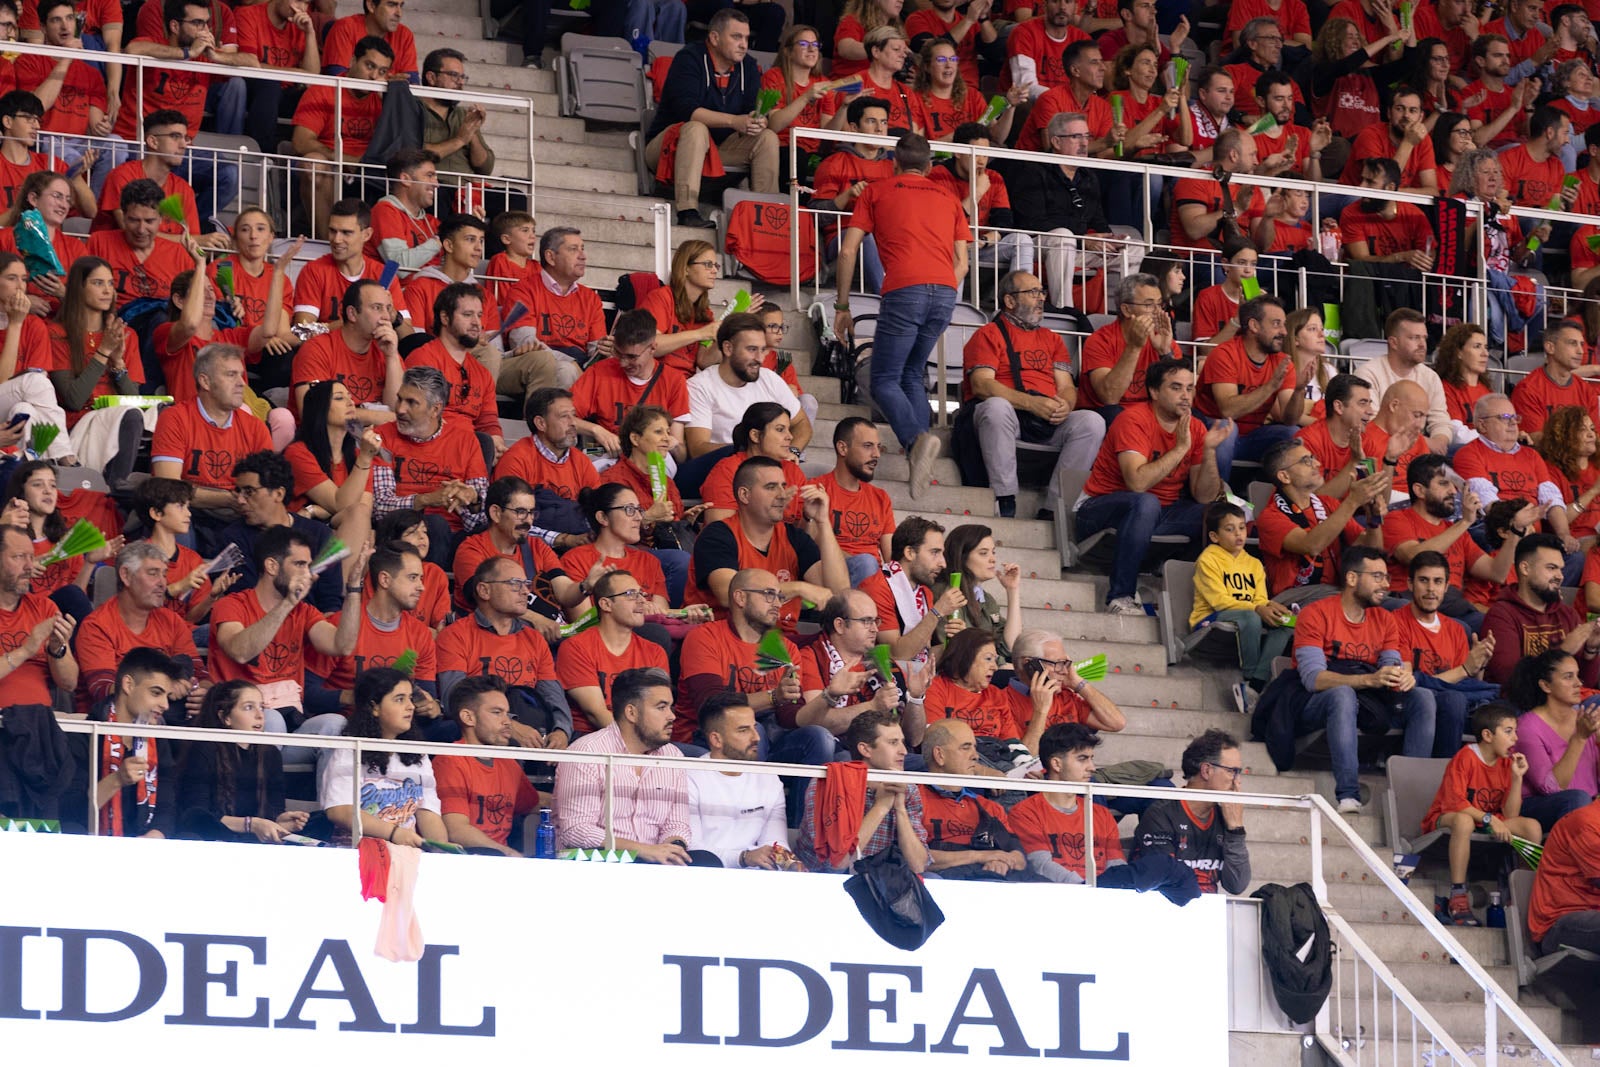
xmin=1023 ymin=603 xmax=1160 ymax=645
xmin=1325 ymin=994 xmax=1564 ymax=1044
xmin=526 ymin=137 xmax=636 ymax=171
xmin=543 ymin=214 xmax=656 ymax=246
xmin=800 ymin=443 xmax=961 ymax=485
xmin=1243 ymin=807 xmax=1385 ymax=847
xmin=538 ymin=162 xmax=640 ymax=196
xmin=1227 ymin=1032 xmax=1313 ymax=1066
xmin=876 ymin=478 xmax=1046 ymax=520
xmin=1334 ymin=958 xmax=1519 ymax=1005
xmin=1097 ymin=734 xmax=1274 ymax=774
xmin=1118 ymin=703 xmax=1255 ymax=738
xmin=394 ymin=8 xmax=484 ymax=38
xmin=412 ymin=33 xmax=553 ymax=85
xmin=1239 ymin=841 xmax=1378 ymax=885
xmin=1336 ymin=917 xmax=1508 ymax=966
xmin=1094 ymin=669 xmax=1241 ymax=713
xmin=580 ymin=239 xmax=657 ymax=272
xmin=899 ymin=508 xmax=1057 ymax=551
xmin=536 ymin=188 xmax=664 ymax=224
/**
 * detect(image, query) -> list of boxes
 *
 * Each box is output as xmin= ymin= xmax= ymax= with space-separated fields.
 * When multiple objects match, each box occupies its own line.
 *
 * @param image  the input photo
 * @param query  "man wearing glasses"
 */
xmin=1133 ymin=729 xmax=1253 ymax=892
xmin=451 ymin=476 xmax=591 ymax=633
xmin=963 ymin=270 xmax=1105 ymax=520
xmin=374 ymin=365 xmax=490 ymax=549
xmin=1256 ymin=438 xmax=1386 ymax=608
xmin=795 ymin=590 xmax=925 ymax=748
xmin=215 ymin=451 xmax=348 ymax=612
xmin=1288 ymin=546 xmax=1439 ymax=814
xmin=419 ymin=47 xmax=496 ymax=203
xmin=92 ymin=110 xmax=228 ymax=248
xmin=1011 ymin=112 xmax=1114 ymax=313
xmin=438 ymin=555 xmax=571 ymax=748
xmin=556 ymin=569 xmax=671 ymax=739
xmin=1005 ymin=629 xmax=1125 ymax=754
xmin=1225 ymin=18 xmax=1302 ymax=125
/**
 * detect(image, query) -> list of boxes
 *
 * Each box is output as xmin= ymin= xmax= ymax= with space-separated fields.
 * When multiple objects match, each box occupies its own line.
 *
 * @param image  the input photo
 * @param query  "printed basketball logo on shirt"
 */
xmin=1494 ymin=467 xmax=1536 ymax=496
xmin=1018 ymin=345 xmax=1054 ymax=371
xmin=1048 ymin=831 xmax=1087 ymax=864
xmin=238 ymin=292 xmax=267 ymax=323
xmin=353 ymin=652 xmax=403 ymax=673
xmin=337 ymin=372 xmax=378 ymax=403
xmin=1467 ymin=784 xmax=1506 ymax=812
xmin=1330 ymin=638 xmax=1377 ymax=663
xmin=260 ymin=640 xmax=295 ymax=675
xmin=404 ymin=457 xmax=445 ymax=484
xmin=926 ymin=813 xmax=980 ymax=845
xmin=731 ymin=664 xmax=780 ymax=690
xmin=835 ymin=509 xmax=876 ymax=542
xmin=188 ymin=448 xmax=237 ymax=482
xmin=0 ymin=631 xmax=22 ymax=656
xmin=541 ymin=312 xmax=583 ymax=339
xmin=116 ymin=267 xmax=161 ymax=300
xmin=481 ymin=655 xmax=526 ymax=685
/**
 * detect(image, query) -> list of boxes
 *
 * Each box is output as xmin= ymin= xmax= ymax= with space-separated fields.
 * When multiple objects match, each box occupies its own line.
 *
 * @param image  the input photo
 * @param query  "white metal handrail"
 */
xmin=45 ymin=714 xmax=1571 ymax=1064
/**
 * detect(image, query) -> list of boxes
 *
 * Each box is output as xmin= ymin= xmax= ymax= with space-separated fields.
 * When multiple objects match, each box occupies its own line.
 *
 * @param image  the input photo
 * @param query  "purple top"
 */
xmin=1515 ymin=711 xmax=1600 ymax=799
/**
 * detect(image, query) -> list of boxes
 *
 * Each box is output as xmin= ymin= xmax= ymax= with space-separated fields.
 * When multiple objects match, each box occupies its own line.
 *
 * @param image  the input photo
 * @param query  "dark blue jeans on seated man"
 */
xmin=1215 ymin=422 xmax=1299 ymax=484
xmin=1074 ymin=491 xmax=1205 ymax=603
xmin=1295 ymin=683 xmax=1437 ymax=803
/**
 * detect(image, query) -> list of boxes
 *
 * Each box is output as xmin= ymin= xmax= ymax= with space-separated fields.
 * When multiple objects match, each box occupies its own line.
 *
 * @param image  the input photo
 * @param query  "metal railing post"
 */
xmin=603 ymin=755 xmax=615 ymax=850
xmin=351 ymin=737 xmax=362 ymax=846
xmin=1309 ymin=804 xmax=1325 ymax=905
xmin=1082 ymin=778 xmax=1096 ymax=888
xmin=86 ymin=730 xmax=98 ymax=837
xmin=651 ymin=201 xmax=672 ymax=282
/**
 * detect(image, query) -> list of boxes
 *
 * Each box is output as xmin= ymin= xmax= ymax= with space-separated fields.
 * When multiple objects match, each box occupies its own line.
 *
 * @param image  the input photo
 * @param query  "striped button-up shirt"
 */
xmin=554 ymin=723 xmax=690 ymax=849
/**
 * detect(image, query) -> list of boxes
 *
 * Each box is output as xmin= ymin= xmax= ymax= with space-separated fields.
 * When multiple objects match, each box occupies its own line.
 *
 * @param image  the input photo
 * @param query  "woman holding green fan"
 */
xmin=934 ymin=524 xmax=1023 ymax=667
xmin=3 ymin=460 xmax=122 ymax=624
xmin=0 ymin=251 xmax=76 ymax=464
xmin=0 ymin=171 xmax=86 ymax=318
xmin=601 ymin=404 xmax=706 ymax=606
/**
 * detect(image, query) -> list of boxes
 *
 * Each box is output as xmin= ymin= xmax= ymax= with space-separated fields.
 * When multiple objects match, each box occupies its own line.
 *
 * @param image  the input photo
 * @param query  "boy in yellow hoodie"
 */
xmin=1191 ymin=501 xmax=1294 ymax=713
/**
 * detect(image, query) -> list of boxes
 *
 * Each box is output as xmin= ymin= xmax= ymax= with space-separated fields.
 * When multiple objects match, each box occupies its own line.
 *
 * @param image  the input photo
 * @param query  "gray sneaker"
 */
xmin=908 ymin=433 xmax=941 ymax=499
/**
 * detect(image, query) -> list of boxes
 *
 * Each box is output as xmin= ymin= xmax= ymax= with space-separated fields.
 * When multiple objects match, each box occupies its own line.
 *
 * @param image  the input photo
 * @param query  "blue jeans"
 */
xmin=674 ymin=443 xmax=734 ymax=498
xmin=846 ymin=552 xmax=880 ymax=586
xmin=1428 ymin=685 xmax=1470 ymax=759
xmin=1296 ymin=685 xmax=1436 ymax=801
xmin=871 ymin=283 xmax=956 ymax=451
xmin=1520 ymin=788 xmax=1591 ymax=834
xmin=828 ymin=233 xmax=884 ymax=293
xmin=623 ymin=0 xmax=686 ymax=42
xmin=1073 ymin=491 xmax=1204 ymax=602
xmin=1219 ymin=422 xmax=1299 ymax=485
xmin=646 ymin=546 xmax=689 ymax=607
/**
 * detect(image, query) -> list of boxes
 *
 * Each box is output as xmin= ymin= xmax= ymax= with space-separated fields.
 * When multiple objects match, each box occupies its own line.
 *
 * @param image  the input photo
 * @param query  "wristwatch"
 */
xmin=47 ymin=643 xmax=67 ymax=659
xmin=1480 ymin=812 xmax=1493 ymax=830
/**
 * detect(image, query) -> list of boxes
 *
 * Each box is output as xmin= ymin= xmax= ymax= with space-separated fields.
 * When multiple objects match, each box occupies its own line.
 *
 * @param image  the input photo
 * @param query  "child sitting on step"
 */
xmin=1190 ymin=501 xmax=1294 ymax=715
xmin=1421 ymin=702 xmax=1542 ymax=926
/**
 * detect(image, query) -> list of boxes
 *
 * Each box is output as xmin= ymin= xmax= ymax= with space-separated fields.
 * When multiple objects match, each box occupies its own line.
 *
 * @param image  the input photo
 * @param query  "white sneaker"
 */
xmin=908 ymin=433 xmax=941 ymax=499
xmin=1337 ymin=797 xmax=1363 ymax=814
xmin=1232 ymin=682 xmax=1252 ymax=715
xmin=1106 ymin=596 xmax=1146 ymax=616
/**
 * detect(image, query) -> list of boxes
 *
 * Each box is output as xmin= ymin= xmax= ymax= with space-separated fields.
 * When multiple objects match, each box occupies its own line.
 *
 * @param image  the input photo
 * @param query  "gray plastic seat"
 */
xmin=556 ymin=33 xmax=646 ymax=124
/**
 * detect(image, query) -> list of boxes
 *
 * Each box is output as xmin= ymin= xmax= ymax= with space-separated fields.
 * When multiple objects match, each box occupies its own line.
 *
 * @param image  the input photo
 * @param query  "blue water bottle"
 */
xmin=1486 ymin=891 xmax=1506 ymax=929
xmin=535 ymin=809 xmax=556 ymax=859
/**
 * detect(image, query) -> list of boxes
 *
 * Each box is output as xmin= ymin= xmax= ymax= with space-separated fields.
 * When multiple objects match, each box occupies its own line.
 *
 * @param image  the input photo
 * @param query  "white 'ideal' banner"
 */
xmin=0 ymin=832 xmax=1229 ymax=1062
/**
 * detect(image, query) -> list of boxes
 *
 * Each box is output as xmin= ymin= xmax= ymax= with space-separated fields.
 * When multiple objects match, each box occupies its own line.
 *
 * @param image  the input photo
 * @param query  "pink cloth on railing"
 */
xmin=358 ymin=837 xmax=425 ymax=962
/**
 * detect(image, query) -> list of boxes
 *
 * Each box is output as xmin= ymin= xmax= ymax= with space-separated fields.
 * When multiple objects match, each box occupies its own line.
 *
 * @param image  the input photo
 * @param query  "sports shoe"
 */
xmin=1336 ymin=797 xmax=1363 ymax=814
xmin=1106 ymin=596 xmax=1145 ymax=616
xmin=1232 ymin=682 xmax=1251 ymax=715
xmin=996 ymin=495 xmax=1016 ymax=518
xmin=676 ymin=209 xmax=715 ymax=229
xmin=908 ymin=433 xmax=941 ymax=499
xmin=1447 ymin=892 xmax=1480 ymax=926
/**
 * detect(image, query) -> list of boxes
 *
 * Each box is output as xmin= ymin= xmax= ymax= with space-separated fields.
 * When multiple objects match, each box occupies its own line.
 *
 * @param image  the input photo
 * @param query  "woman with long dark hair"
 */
xmin=934 ymin=524 xmax=1023 ymax=665
xmin=283 ymin=378 xmax=379 ymax=534
xmin=1506 ymin=649 xmax=1600 ymax=832
xmin=698 ymin=401 xmax=806 ymax=524
xmin=1433 ymin=323 xmax=1491 ymax=438
xmin=1430 ymin=111 xmax=1473 ymax=192
xmin=2 ymin=459 xmax=119 ymax=621
xmin=46 ymin=255 xmax=146 ymax=481
xmin=178 ymin=681 xmax=309 ymax=842
xmin=0 ymin=250 xmax=74 ymax=462
xmin=318 ymin=668 xmax=446 ymax=848
xmin=0 ymin=170 xmax=86 ymax=316
xmin=1540 ymin=406 xmax=1600 ymax=551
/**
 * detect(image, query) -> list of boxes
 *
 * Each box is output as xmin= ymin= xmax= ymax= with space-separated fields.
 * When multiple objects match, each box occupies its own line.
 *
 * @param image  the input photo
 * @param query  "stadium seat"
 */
xmin=1381 ymin=755 xmax=1513 ymax=862
xmin=1505 ymin=868 xmax=1600 ymax=1012
xmin=1157 ymin=558 xmax=1239 ymax=666
xmin=556 ymin=34 xmax=647 ymax=124
xmin=1053 ymin=467 xmax=1189 ymax=570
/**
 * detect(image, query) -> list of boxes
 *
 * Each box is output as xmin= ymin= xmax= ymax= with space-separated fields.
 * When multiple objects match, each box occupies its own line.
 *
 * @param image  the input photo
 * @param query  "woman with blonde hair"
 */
xmin=636 ymin=238 xmax=765 ymax=377
xmin=832 ymin=0 xmax=905 ymax=79
xmin=826 ymin=24 xmax=928 ymax=136
xmin=914 ymin=37 xmax=1016 ymax=141
xmin=763 ymin=25 xmax=841 ymax=184
xmin=1284 ymin=306 xmax=1333 ymax=424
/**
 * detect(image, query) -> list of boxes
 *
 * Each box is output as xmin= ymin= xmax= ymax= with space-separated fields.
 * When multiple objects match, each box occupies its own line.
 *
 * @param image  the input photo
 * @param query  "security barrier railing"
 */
xmin=47 ymin=714 xmax=1572 ymax=1066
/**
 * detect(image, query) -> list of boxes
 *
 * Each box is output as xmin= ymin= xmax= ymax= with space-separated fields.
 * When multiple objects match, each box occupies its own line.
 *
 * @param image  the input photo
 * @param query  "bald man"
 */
xmin=1367 ymin=380 xmax=1433 ymax=504
xmin=797 ymin=589 xmax=929 ymax=746
xmin=1356 ymin=309 xmax=1451 ymax=454
xmin=919 ymin=718 xmax=1028 ymax=879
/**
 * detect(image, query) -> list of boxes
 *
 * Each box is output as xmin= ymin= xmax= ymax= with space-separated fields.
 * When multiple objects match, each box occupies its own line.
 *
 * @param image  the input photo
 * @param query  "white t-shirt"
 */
xmin=318 ymin=748 xmax=440 ymax=839
xmin=686 ymin=757 xmax=788 ymax=869
xmin=687 ymin=366 xmax=802 ymax=444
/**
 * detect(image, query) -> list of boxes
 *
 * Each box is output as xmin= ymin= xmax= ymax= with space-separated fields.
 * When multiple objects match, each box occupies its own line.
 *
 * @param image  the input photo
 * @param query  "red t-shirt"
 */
xmin=0 ymin=225 xmax=83 ymax=311
xmin=820 ymin=68 xmax=933 ymax=135
xmin=1391 ymin=605 xmax=1470 ymax=680
xmin=436 ymin=616 xmax=557 ymax=690
xmin=208 ymin=588 xmax=327 ymax=688
xmin=830 ymin=14 xmax=870 ymax=79
xmin=451 ymin=529 xmax=561 ymax=612
xmin=406 ymin=339 xmax=499 ymax=435
xmin=1009 ymin=791 xmax=1125 ymax=877
xmin=507 ymin=274 xmax=609 ymax=356
xmin=373 ymin=201 xmax=441 ymax=267
xmin=113 ymin=39 xmax=212 ymax=138
xmin=1083 ymin=403 xmax=1205 ymax=505
xmin=1225 ymin=0 xmax=1312 ymax=48
xmin=919 ymin=86 xmax=988 ymax=140
xmin=1498 ymin=144 xmax=1566 ymax=209
xmin=13 ymin=55 xmax=105 ymax=137
xmin=805 ymin=470 xmax=895 ymax=559
xmin=302 ymin=605 xmax=438 ymax=690
xmin=923 ymin=676 xmax=1018 ymax=740
xmin=321 ymin=14 xmax=418 ymax=78
xmin=699 ymin=453 xmax=806 ymax=519
xmin=158 ymin=541 xmax=210 ymax=615
xmin=845 ymin=173 xmax=969 ymax=294
xmin=906 ymin=7 xmax=982 ymax=91
xmin=492 ymin=437 xmax=600 ymax=507
xmin=1339 ymin=202 xmax=1434 ymax=259
xmin=1016 ymin=84 xmax=1112 ymax=153
xmin=1000 ymin=683 xmax=1091 ymax=735
xmin=600 ymin=458 xmax=685 ymax=524
xmin=132 ymin=0 xmax=236 ymax=43
xmin=150 ymin=398 xmax=273 ymax=491
xmin=1257 ymin=492 xmax=1364 ymax=597
xmin=433 ymin=744 xmax=539 ymax=847
xmin=634 ymin=284 xmax=709 ymax=378
xmin=1527 ymin=797 xmax=1600 ymax=942
xmin=1562 ymin=464 xmax=1600 ymax=540
xmin=961 ymin=317 xmax=1066 ymax=401
xmin=92 ymin=162 xmax=196 ymax=235
xmin=1511 ymin=368 xmax=1600 ymax=434
xmin=1381 ymin=506 xmax=1486 ymax=590
xmin=1254 ymin=123 xmax=1314 ymax=181
xmin=683 ymin=519 xmax=809 ymax=633
xmin=484 ymin=252 xmax=540 ymax=317
xmin=0 ymin=152 xmax=64 ymax=213
xmin=1079 ymin=318 xmax=1165 ymax=408
xmin=1170 ymin=177 xmax=1266 ymax=251
xmin=46 ymin=322 xmax=142 ymax=425
xmin=0 ymin=593 xmax=64 ymax=707
xmin=570 ymin=358 xmax=691 ymax=435
xmin=760 ymin=66 xmax=825 ymax=153
xmin=859 ymin=569 xmax=932 ymax=634
xmin=291 ymin=254 xmax=409 ymax=323
xmin=1451 ymin=438 xmax=1556 ymax=503
xmin=85 ymin=230 xmax=191 ymax=312
xmin=811 ymin=150 xmax=896 ymax=245
xmin=1442 ymin=379 xmax=1490 ymax=424
xmin=920 ymin=788 xmax=1013 ymax=849
xmin=291 ymin=329 xmax=391 ymax=408
xmin=1191 ymin=284 xmax=1239 ymax=344
xmin=150 ymin=322 xmax=253 ymax=404
xmin=1340 ymin=125 xmax=1436 ymax=188
xmin=1460 ymin=80 xmax=1522 ymax=148
xmin=555 ymin=628 xmax=671 ymax=735
xmin=559 ymin=543 xmax=668 ymax=603
xmin=1194 ymin=338 xmax=1296 ymax=434
xmin=20 ymin=0 xmax=120 ymax=35
xmin=928 ymin=165 xmax=1011 ymax=231
xmin=1293 ymin=594 xmax=1400 ymax=665
xmin=1003 ymin=17 xmax=1090 ymax=92
xmin=282 ymin=440 xmax=369 ymax=514
xmin=214 ymin=256 xmax=292 ymax=331
xmin=292 ymin=84 xmax=386 ymax=158
xmin=234 ymin=2 xmax=307 ymax=70
xmin=1421 ymin=744 xmax=1515 ymax=831
xmin=374 ymin=417 xmax=489 ymax=532
xmin=675 ymin=619 xmax=799 ymax=741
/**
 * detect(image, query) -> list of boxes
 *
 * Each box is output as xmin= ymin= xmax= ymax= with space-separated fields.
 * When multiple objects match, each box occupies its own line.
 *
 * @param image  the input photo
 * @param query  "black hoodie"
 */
xmin=648 ymin=42 xmax=763 ymax=143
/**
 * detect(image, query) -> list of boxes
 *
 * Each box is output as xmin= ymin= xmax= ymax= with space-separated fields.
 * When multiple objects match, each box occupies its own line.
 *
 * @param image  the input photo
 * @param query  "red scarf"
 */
xmin=100 ymin=731 xmax=156 ymax=837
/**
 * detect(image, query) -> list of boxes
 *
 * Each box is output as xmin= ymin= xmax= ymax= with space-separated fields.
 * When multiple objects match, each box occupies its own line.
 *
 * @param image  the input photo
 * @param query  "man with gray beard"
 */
xmin=963 ymin=270 xmax=1105 ymax=520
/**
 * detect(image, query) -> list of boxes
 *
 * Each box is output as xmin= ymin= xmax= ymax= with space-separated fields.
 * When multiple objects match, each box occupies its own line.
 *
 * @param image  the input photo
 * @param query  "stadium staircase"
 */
xmin=374 ymin=2 xmax=1588 ymax=1059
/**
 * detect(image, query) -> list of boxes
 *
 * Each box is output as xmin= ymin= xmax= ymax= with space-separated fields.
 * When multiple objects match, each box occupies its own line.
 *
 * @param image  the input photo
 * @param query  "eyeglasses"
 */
xmin=1289 ymin=453 xmax=1320 ymax=468
xmin=1013 ymin=286 xmax=1045 ymax=297
xmin=764 ymin=322 xmax=789 ymax=333
xmin=606 ymin=504 xmax=644 ymax=518
xmin=498 ymin=505 xmax=537 ymax=519
xmin=690 ymin=258 xmax=720 ymax=269
xmin=1357 ymin=570 xmax=1390 ymax=580
xmin=601 ymin=588 xmax=647 ymax=601
xmin=932 ymin=55 xmax=960 ymax=64
xmin=1052 ymin=132 xmax=1091 ymax=141
xmin=436 ymin=69 xmax=468 ymax=83
xmin=1122 ymin=299 xmax=1161 ymax=310
xmin=178 ymin=16 xmax=212 ymax=27
xmin=1208 ymin=763 xmax=1245 ymax=780
xmin=740 ymin=587 xmax=782 ymax=600
xmin=486 ymin=577 xmax=533 ymax=590
xmin=1032 ymin=657 xmax=1070 ymax=671
xmin=1481 ymin=412 xmax=1520 ymax=424
xmin=845 ymin=615 xmax=881 ymax=628
xmin=794 ymin=40 xmax=820 ymax=50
